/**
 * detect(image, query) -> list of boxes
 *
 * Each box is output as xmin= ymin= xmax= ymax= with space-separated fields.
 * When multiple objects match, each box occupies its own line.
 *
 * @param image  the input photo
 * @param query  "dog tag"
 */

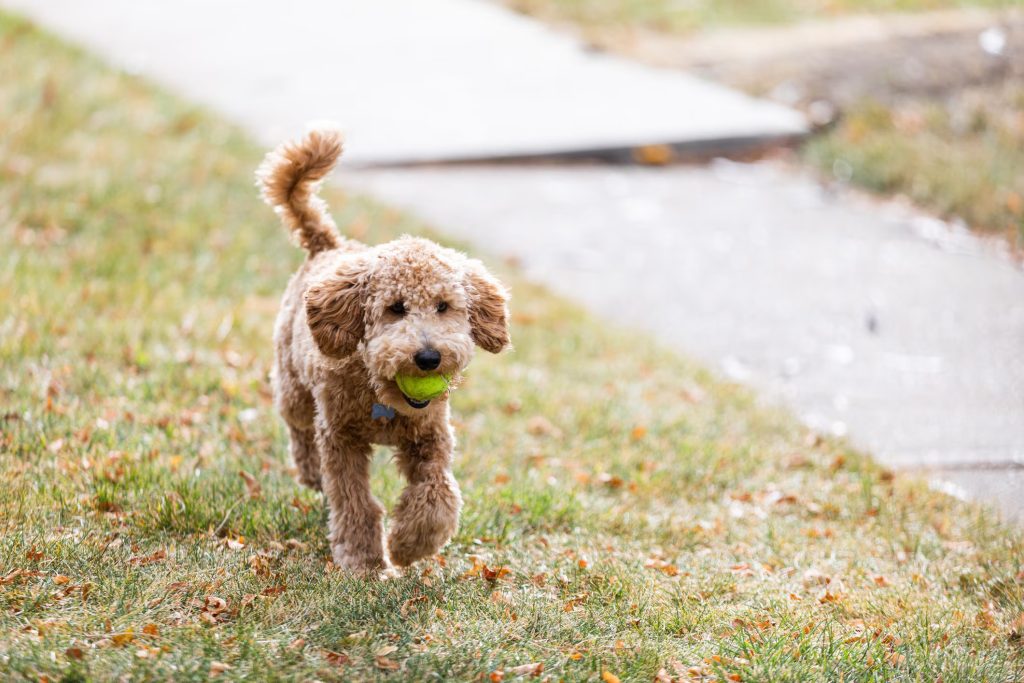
xmin=371 ymin=403 xmax=396 ymax=421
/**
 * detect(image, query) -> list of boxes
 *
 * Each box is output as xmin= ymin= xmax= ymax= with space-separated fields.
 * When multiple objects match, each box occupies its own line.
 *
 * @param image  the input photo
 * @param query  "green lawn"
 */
xmin=2 ymin=12 xmax=1023 ymax=683
xmin=804 ymin=93 xmax=1024 ymax=246
xmin=505 ymin=0 xmax=1016 ymax=33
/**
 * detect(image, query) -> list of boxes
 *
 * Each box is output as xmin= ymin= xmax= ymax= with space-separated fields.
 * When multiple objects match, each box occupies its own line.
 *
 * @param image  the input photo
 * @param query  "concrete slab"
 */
xmin=345 ymin=163 xmax=1024 ymax=478
xmin=2 ymin=0 xmax=807 ymax=166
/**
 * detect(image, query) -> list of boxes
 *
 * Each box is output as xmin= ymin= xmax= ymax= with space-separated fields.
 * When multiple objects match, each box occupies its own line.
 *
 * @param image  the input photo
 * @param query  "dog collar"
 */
xmin=371 ymin=403 xmax=396 ymax=421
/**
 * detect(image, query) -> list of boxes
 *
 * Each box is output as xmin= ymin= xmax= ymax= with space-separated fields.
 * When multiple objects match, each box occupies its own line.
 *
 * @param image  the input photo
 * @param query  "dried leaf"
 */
xmin=601 ymin=671 xmax=621 ymax=683
xmin=483 ymin=565 xmax=512 ymax=582
xmin=375 ymin=655 xmax=400 ymax=671
xmin=886 ymin=651 xmax=906 ymax=666
xmin=398 ymin=595 xmax=426 ymax=617
xmin=128 ymin=549 xmax=166 ymax=566
xmin=526 ymin=416 xmax=560 ymax=438
xmin=209 ymin=661 xmax=233 ymax=677
xmin=508 ymin=662 xmax=544 ymax=677
xmin=111 ymin=630 xmax=134 ymax=647
xmin=205 ymin=596 xmax=228 ymax=615
xmin=323 ymin=650 xmax=350 ymax=667
xmin=633 ymin=144 xmax=673 ymax=165
xmin=374 ymin=645 xmax=398 ymax=657
xmin=490 ymin=590 xmax=513 ymax=606
xmin=0 ymin=569 xmax=23 ymax=585
xmin=239 ymin=470 xmax=261 ymax=498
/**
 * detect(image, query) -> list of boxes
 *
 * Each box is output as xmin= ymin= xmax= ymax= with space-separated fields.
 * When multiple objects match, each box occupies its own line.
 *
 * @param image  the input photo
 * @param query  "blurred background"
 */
xmin=5 ymin=0 xmax=1023 ymax=519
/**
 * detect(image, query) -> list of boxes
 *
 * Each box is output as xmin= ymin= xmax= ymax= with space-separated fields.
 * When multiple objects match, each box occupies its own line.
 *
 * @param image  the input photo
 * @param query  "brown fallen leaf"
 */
xmin=142 ymin=623 xmax=159 ymax=637
xmin=323 ymin=650 xmax=350 ymax=667
xmin=375 ymin=656 xmax=400 ymax=671
xmin=886 ymin=651 xmax=906 ymax=666
xmin=632 ymin=144 xmax=674 ymax=166
xmin=400 ymin=595 xmax=428 ymax=617
xmin=128 ymin=549 xmax=166 ymax=566
xmin=490 ymin=590 xmax=513 ymax=606
xmin=507 ymin=662 xmax=543 ymax=677
xmin=111 ymin=630 xmax=134 ymax=647
xmin=375 ymin=645 xmax=398 ymax=657
xmin=818 ymin=588 xmax=843 ymax=604
xmin=65 ymin=646 xmax=85 ymax=660
xmin=205 ymin=596 xmax=228 ymax=615
xmin=239 ymin=470 xmax=261 ymax=498
xmin=0 ymin=569 xmax=23 ymax=585
xmin=209 ymin=661 xmax=233 ymax=677
xmin=526 ymin=416 xmax=561 ymax=438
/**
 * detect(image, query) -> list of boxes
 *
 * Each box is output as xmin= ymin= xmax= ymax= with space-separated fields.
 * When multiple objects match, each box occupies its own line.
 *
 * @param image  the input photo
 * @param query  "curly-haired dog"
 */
xmin=258 ymin=128 xmax=510 ymax=577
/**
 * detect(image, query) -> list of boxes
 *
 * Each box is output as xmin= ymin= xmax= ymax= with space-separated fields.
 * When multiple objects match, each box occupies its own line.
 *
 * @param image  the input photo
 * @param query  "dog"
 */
xmin=257 ymin=128 xmax=510 ymax=577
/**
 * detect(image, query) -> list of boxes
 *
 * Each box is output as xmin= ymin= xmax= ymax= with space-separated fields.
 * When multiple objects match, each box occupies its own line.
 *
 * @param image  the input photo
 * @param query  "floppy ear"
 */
xmin=464 ymin=259 xmax=510 ymax=354
xmin=304 ymin=258 xmax=367 ymax=358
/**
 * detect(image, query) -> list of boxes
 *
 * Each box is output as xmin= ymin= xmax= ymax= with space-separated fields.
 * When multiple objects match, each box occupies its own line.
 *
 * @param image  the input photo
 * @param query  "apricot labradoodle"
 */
xmin=258 ymin=128 xmax=510 ymax=577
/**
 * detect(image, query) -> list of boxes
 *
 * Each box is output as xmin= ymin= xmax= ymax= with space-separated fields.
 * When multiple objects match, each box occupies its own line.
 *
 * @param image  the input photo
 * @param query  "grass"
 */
xmin=504 ymin=0 xmax=1017 ymax=34
xmin=804 ymin=92 xmax=1024 ymax=246
xmin=2 ymin=11 xmax=1023 ymax=682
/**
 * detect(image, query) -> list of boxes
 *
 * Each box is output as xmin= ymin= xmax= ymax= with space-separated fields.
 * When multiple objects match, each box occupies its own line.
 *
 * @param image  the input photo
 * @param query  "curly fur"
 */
xmin=259 ymin=128 xmax=510 ymax=577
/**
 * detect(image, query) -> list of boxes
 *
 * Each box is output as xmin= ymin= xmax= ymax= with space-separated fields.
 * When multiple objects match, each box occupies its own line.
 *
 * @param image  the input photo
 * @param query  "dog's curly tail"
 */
xmin=256 ymin=126 xmax=344 ymax=255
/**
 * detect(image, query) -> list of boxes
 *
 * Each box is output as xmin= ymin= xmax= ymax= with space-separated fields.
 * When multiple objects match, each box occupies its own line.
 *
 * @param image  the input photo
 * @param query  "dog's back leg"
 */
xmin=272 ymin=360 xmax=321 ymax=490
xmin=288 ymin=424 xmax=321 ymax=491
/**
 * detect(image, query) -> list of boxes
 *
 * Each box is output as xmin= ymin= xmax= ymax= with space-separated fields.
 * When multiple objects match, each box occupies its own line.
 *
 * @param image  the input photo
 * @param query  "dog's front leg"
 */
xmin=315 ymin=421 xmax=388 ymax=576
xmin=388 ymin=432 xmax=463 ymax=567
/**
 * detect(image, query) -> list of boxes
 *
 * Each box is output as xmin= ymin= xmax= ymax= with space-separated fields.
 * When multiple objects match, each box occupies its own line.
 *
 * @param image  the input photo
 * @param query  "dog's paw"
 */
xmin=331 ymin=546 xmax=388 ymax=577
xmin=378 ymin=565 xmax=403 ymax=581
xmin=296 ymin=471 xmax=322 ymax=492
xmin=386 ymin=514 xmax=456 ymax=568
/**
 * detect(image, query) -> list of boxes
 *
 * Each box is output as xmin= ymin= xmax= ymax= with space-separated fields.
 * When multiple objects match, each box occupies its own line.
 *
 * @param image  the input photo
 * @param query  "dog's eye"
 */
xmin=388 ymin=301 xmax=406 ymax=315
xmin=436 ymin=302 xmax=448 ymax=313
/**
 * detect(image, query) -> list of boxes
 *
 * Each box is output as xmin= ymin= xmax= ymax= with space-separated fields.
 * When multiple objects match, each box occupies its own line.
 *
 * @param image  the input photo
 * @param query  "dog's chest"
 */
xmin=363 ymin=411 xmax=404 ymax=447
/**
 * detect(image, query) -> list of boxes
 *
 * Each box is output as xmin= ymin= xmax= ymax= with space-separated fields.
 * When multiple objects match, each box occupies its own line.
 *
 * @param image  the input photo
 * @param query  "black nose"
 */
xmin=414 ymin=348 xmax=441 ymax=371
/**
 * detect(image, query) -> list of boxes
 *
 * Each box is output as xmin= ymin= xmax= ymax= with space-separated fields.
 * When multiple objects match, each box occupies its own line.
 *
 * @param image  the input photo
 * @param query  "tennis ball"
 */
xmin=395 ymin=372 xmax=452 ymax=401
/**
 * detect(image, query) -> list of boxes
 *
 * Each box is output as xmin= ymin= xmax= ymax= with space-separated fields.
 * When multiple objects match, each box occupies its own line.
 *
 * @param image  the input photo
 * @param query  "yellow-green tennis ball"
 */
xmin=395 ymin=372 xmax=452 ymax=401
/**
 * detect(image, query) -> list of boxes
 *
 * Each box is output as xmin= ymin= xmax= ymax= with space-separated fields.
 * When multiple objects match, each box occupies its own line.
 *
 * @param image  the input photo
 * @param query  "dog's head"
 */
xmin=304 ymin=236 xmax=510 ymax=414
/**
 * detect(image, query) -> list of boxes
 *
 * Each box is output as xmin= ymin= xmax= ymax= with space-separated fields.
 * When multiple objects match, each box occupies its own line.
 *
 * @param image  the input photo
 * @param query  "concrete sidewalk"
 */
xmin=4 ymin=0 xmax=806 ymax=165
xmin=7 ymin=0 xmax=1022 ymax=521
